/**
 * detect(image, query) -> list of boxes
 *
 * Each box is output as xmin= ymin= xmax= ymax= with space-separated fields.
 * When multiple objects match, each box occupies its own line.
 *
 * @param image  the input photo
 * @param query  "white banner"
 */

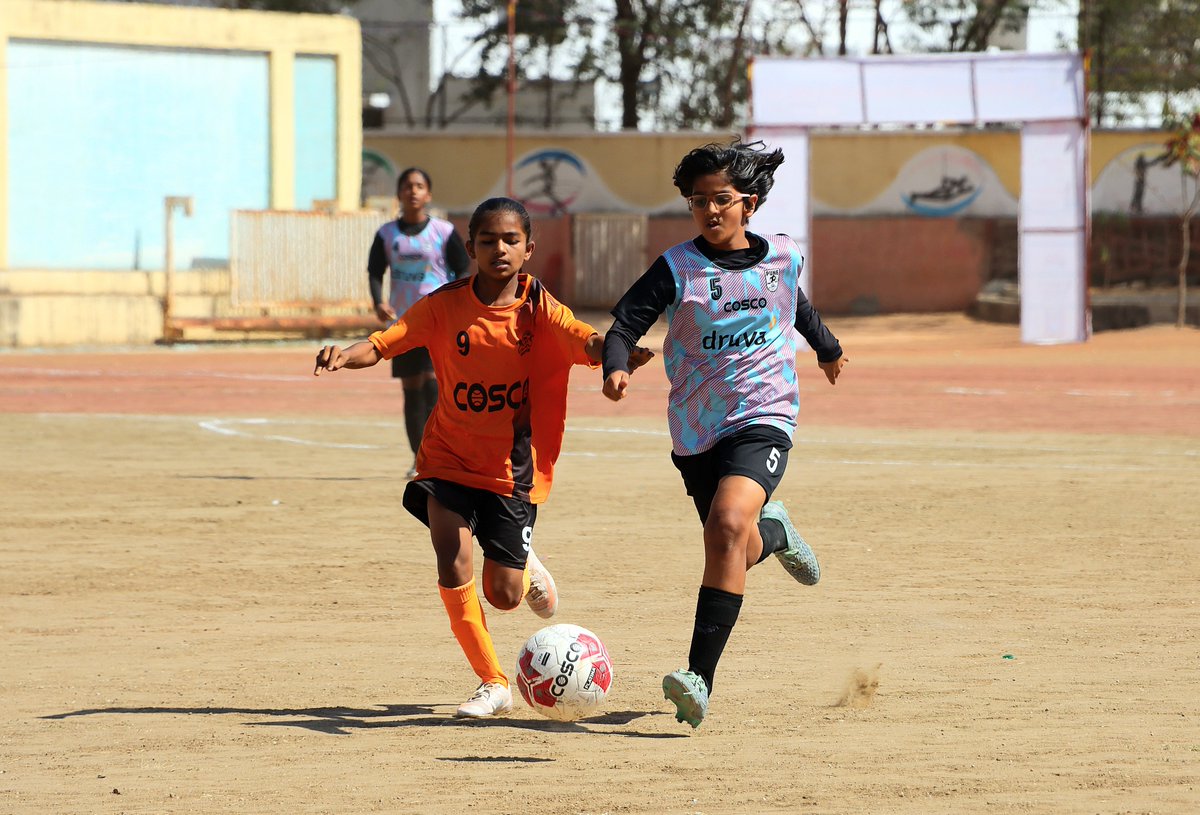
xmin=751 ymin=52 xmax=1089 ymax=344
xmin=747 ymin=129 xmax=812 ymax=298
xmin=1019 ymin=122 xmax=1089 ymax=344
xmin=751 ymin=53 xmax=1084 ymax=127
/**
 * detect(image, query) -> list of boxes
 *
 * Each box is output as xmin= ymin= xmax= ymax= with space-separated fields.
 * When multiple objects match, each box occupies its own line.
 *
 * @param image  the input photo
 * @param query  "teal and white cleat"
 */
xmin=761 ymin=500 xmax=821 ymax=585
xmin=662 ymin=669 xmax=709 ymax=729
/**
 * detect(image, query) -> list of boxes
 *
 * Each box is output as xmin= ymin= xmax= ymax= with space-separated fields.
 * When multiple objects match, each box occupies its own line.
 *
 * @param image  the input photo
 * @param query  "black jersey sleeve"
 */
xmin=794 ymin=286 xmax=843 ymax=363
xmin=602 ymin=256 xmax=676 ymax=377
xmin=445 ymin=229 xmax=470 ymax=280
xmin=367 ymin=233 xmax=387 ymax=307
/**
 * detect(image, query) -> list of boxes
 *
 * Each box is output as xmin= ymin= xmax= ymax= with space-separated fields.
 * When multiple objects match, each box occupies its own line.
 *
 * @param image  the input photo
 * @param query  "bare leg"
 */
xmin=700 ymin=474 xmax=768 ymax=593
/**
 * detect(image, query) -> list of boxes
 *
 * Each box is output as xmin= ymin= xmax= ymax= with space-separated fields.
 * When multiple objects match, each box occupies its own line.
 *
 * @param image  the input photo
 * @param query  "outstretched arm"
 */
xmin=601 ymin=258 xmax=674 ymax=401
xmin=586 ymin=333 xmax=653 ymax=370
xmin=314 ymin=341 xmax=383 ymax=375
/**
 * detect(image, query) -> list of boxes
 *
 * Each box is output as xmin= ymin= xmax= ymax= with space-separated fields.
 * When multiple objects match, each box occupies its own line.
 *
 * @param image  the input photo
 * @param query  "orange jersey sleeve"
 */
xmin=377 ymin=275 xmax=595 ymax=503
xmin=366 ymin=293 xmax=436 ymax=359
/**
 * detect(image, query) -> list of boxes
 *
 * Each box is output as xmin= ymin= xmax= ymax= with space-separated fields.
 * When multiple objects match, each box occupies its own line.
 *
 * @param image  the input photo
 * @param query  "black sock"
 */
xmin=687 ymin=585 xmax=743 ymax=695
xmin=402 ymin=387 xmax=423 ymax=454
xmin=756 ymin=517 xmax=788 ymax=564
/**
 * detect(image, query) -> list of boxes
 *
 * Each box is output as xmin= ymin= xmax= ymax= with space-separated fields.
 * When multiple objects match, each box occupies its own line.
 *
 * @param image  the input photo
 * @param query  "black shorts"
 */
xmin=402 ymin=478 xmax=537 ymax=570
xmin=671 ymin=425 xmax=792 ymax=524
xmin=391 ymin=347 xmax=433 ymax=379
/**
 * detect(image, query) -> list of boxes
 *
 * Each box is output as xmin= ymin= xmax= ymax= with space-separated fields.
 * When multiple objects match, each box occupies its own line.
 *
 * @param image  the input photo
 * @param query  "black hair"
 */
xmin=396 ymin=167 xmax=433 ymax=195
xmin=468 ymin=197 xmax=533 ymax=241
xmin=672 ymin=140 xmax=785 ymax=210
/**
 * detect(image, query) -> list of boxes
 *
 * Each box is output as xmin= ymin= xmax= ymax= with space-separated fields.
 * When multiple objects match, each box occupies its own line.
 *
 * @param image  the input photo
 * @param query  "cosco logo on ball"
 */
xmin=551 ymin=640 xmax=584 ymax=697
xmin=453 ymin=379 xmax=529 ymax=412
xmin=722 ymin=297 xmax=767 ymax=313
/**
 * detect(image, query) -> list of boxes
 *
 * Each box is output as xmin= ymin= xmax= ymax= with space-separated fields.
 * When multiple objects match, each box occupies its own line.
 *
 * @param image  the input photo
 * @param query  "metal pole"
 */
xmin=162 ymin=196 xmax=194 ymax=343
xmin=506 ymin=0 xmax=517 ymax=197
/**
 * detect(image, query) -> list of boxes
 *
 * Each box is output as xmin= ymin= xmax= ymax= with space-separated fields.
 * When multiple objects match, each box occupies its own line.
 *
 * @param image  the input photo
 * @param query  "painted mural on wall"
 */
xmin=482 ymin=148 xmax=634 ymax=214
xmin=485 ymin=144 xmax=1023 ymax=218
xmin=361 ymin=133 xmax=1190 ymax=221
xmin=1093 ymin=144 xmax=1200 ymax=215
xmin=899 ymin=147 xmax=986 ymax=215
xmin=361 ymin=148 xmax=398 ymax=203
xmin=813 ymin=145 xmax=1018 ymax=218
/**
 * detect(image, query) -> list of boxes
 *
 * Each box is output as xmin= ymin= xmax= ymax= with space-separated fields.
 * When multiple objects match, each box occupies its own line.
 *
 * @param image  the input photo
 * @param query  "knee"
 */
xmin=482 ymin=581 xmax=523 ymax=611
xmin=703 ymin=507 xmax=753 ymax=559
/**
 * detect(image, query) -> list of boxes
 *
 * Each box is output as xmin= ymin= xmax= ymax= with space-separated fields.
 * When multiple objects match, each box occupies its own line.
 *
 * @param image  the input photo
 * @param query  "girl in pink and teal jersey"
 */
xmin=601 ymin=141 xmax=848 ymax=729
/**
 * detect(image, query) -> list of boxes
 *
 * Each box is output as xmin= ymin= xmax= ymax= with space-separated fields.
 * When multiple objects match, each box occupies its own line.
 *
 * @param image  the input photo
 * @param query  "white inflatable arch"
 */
xmin=749 ymin=53 xmax=1089 ymax=344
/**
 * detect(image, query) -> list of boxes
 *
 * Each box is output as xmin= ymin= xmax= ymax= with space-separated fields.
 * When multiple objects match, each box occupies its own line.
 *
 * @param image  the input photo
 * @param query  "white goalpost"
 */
xmin=749 ymin=52 xmax=1089 ymax=345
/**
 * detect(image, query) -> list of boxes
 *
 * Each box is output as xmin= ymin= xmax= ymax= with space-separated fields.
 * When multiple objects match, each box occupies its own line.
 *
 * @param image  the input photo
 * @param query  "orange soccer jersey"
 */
xmin=368 ymin=274 xmax=597 ymax=503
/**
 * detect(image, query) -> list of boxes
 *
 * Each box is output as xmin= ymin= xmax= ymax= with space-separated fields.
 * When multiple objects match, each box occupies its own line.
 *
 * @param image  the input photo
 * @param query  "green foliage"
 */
xmin=1163 ymin=113 xmax=1200 ymax=178
xmin=455 ymin=1 xmax=788 ymax=130
xmin=455 ymin=0 xmax=599 ymax=113
xmin=899 ymin=0 xmax=1039 ymax=52
xmin=1082 ymin=0 xmax=1200 ymax=126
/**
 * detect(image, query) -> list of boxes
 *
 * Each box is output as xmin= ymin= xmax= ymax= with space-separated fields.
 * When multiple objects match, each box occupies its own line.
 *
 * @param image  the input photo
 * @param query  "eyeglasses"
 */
xmin=685 ymin=193 xmax=751 ymax=211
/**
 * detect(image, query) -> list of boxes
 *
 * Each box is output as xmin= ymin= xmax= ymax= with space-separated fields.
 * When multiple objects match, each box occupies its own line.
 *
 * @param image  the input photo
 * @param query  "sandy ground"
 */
xmin=1 ymin=314 xmax=1198 ymax=814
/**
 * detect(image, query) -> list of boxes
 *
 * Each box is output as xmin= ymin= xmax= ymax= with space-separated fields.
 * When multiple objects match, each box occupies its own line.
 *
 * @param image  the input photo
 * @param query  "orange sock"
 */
xmin=438 ymin=579 xmax=507 ymax=686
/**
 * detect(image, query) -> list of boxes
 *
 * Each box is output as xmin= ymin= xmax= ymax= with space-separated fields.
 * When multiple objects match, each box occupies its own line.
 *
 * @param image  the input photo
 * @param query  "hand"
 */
xmin=819 ymin=354 xmax=847 ymax=385
xmin=314 ymin=345 xmax=347 ymax=376
xmin=603 ymin=371 xmax=630 ymax=401
xmin=628 ymin=346 xmax=655 ymax=372
xmin=374 ymin=303 xmax=397 ymax=323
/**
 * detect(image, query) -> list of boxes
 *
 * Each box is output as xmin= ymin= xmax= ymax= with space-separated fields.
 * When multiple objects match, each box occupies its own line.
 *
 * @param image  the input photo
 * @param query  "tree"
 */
xmin=455 ymin=0 xmax=600 ymax=128
xmin=641 ymin=0 xmax=764 ymax=130
xmin=1162 ymin=112 xmax=1200 ymax=328
xmin=454 ymin=1 xmax=797 ymax=131
xmin=1079 ymin=0 xmax=1200 ymax=127
xmin=897 ymin=0 xmax=1038 ymax=52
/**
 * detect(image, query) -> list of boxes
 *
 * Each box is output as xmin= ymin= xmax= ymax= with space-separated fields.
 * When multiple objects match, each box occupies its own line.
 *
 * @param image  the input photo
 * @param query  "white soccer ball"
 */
xmin=514 ymin=623 xmax=614 ymax=721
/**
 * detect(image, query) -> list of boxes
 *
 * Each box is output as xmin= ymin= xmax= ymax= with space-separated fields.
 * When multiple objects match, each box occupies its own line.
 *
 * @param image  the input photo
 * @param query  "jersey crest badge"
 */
xmin=765 ymin=270 xmax=779 ymax=292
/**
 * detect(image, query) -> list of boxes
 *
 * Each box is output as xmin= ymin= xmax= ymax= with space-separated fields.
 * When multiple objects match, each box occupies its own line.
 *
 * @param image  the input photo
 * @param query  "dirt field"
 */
xmin=2 ymin=313 xmax=1198 ymax=815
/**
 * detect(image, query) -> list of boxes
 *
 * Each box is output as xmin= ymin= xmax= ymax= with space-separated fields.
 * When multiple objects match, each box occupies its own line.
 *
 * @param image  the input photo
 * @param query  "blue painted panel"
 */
xmin=6 ymin=41 xmax=269 ymax=269
xmin=293 ymin=55 xmax=337 ymax=211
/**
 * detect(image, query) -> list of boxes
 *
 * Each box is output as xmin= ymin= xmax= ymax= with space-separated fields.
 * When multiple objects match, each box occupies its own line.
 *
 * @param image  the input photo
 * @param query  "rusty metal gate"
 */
xmin=570 ymin=214 xmax=647 ymax=309
xmin=230 ymin=210 xmax=384 ymax=308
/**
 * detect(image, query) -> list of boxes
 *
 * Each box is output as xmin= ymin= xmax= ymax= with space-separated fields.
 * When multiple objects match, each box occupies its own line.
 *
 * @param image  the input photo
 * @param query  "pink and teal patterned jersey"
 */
xmin=378 ymin=216 xmax=458 ymax=316
xmin=662 ymin=233 xmax=803 ymax=456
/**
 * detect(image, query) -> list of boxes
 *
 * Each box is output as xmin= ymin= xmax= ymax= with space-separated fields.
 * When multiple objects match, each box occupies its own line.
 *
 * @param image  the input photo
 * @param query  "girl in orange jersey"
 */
xmin=315 ymin=197 xmax=651 ymax=718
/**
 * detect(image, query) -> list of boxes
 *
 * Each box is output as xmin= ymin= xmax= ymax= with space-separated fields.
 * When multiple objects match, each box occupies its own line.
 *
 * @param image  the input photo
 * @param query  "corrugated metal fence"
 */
xmin=228 ymin=210 xmax=650 ymax=311
xmin=570 ymin=214 xmax=647 ymax=309
xmin=230 ymin=210 xmax=383 ymax=308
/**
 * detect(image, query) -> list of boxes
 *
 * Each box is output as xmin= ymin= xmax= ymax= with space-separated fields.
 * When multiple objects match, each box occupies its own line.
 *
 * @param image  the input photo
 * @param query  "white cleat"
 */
xmin=455 ymin=682 xmax=513 ymax=718
xmin=524 ymin=548 xmax=559 ymax=619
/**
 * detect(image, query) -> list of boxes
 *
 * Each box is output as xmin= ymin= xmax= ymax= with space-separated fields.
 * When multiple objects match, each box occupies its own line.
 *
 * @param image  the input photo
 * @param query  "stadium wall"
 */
xmin=2 ymin=4 xmax=1194 ymax=350
xmin=0 ymin=0 xmax=362 ymax=272
xmin=367 ymin=128 xmax=1193 ymax=318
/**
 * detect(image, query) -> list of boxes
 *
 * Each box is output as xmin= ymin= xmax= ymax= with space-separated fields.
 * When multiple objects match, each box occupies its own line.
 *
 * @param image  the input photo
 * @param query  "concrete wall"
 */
xmin=811 ymin=217 xmax=992 ymax=315
xmin=0 ymin=269 xmax=228 ymax=347
xmin=0 ymin=0 xmax=363 ymax=269
xmin=362 ymin=128 xmax=1195 ymax=219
